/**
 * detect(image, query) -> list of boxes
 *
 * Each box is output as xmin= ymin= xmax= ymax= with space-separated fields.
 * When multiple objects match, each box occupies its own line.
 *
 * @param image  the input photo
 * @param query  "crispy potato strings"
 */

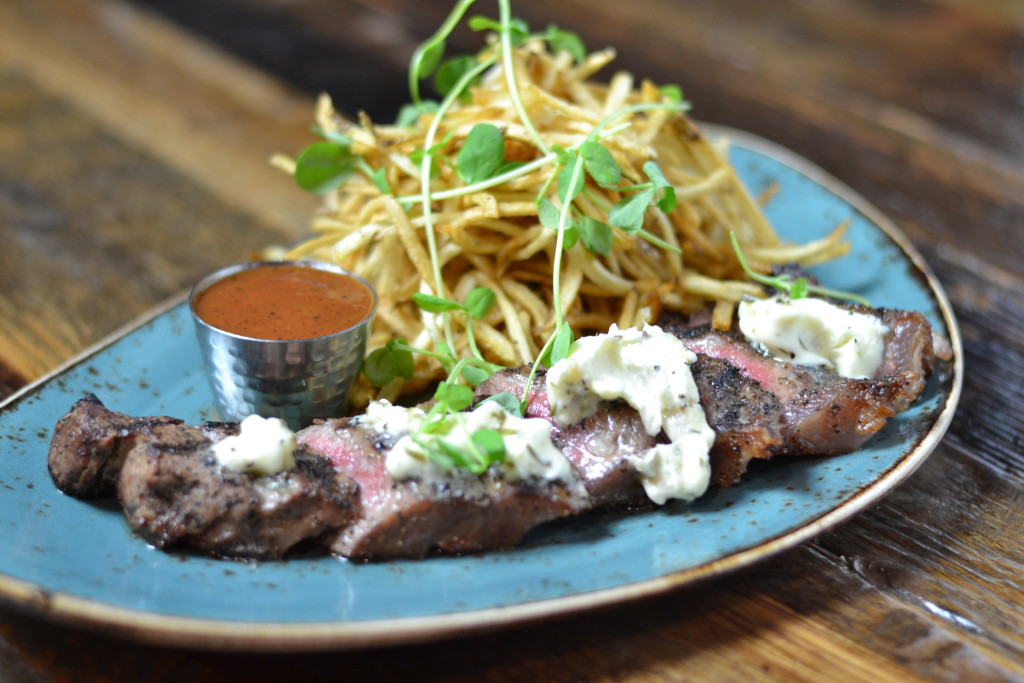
xmin=276 ymin=40 xmax=849 ymax=404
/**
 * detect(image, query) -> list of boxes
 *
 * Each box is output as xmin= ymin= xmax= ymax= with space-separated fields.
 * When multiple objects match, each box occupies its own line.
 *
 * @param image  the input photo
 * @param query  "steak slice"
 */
xmin=687 ymin=354 xmax=783 ymax=488
xmin=473 ymin=368 xmax=652 ymax=508
xmin=664 ymin=308 xmax=937 ymax=486
xmin=119 ymin=434 xmax=359 ymax=560
xmin=297 ymin=418 xmax=587 ymax=560
xmin=48 ymin=393 xmax=186 ymax=498
xmin=49 ymin=394 xmax=359 ymax=560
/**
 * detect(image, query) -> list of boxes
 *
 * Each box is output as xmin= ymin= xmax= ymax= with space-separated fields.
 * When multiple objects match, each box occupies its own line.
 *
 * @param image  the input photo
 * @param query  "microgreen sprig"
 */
xmin=293 ymin=129 xmax=392 ymax=195
xmin=362 ymin=287 xmax=502 ymax=389
xmin=729 ymin=231 xmax=870 ymax=305
xmin=407 ymin=0 xmax=479 ymax=106
xmin=361 ymin=287 xmax=508 ymax=475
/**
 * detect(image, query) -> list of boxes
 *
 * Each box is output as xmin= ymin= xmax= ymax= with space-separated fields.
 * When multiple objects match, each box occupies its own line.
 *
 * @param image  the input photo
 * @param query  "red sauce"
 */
xmin=194 ymin=264 xmax=375 ymax=340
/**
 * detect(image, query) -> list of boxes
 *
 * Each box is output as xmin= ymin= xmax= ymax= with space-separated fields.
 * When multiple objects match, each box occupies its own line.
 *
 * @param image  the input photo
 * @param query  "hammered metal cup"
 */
xmin=189 ymin=260 xmax=378 ymax=430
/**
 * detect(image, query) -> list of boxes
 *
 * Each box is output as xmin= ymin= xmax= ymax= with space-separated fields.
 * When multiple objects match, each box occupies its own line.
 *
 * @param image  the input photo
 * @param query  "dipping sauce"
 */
xmin=193 ymin=263 xmax=375 ymax=340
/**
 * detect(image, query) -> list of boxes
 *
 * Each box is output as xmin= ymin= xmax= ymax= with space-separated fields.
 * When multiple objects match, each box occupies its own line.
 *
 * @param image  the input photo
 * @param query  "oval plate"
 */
xmin=0 ymin=128 xmax=962 ymax=651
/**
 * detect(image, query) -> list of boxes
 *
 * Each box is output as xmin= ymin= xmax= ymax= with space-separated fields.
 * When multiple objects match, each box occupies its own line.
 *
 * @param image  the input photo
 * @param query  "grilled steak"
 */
xmin=687 ymin=354 xmax=784 ymax=487
xmin=473 ymin=368 xmax=652 ymax=508
xmin=119 ymin=435 xmax=359 ymax=560
xmin=48 ymin=393 xmax=189 ymax=498
xmin=46 ymin=304 xmax=943 ymax=561
xmin=298 ymin=418 xmax=587 ymax=560
xmin=662 ymin=307 xmax=938 ymax=486
xmin=49 ymin=395 xmax=359 ymax=560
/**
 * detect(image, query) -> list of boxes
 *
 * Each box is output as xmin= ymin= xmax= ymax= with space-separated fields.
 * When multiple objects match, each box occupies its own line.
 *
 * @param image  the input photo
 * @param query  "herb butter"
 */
xmin=212 ymin=414 xmax=296 ymax=476
xmin=546 ymin=324 xmax=715 ymax=504
xmin=362 ymin=399 xmax=575 ymax=485
xmin=738 ymin=296 xmax=889 ymax=379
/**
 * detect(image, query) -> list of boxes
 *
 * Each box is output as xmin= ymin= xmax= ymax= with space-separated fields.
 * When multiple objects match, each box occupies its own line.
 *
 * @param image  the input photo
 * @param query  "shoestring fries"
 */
xmin=272 ymin=38 xmax=849 ymax=404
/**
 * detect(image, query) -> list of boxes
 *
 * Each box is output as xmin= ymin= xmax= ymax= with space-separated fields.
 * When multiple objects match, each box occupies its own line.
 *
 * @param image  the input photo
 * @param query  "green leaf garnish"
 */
xmin=408 ymin=0 xmax=478 ymax=104
xmin=478 ymin=391 xmax=525 ymax=417
xmin=538 ymin=198 xmax=580 ymax=249
xmin=435 ymin=55 xmax=479 ymax=98
xmin=577 ymin=216 xmax=613 ymax=255
xmin=643 ymin=161 xmax=677 ymax=213
xmin=470 ymin=428 xmax=506 ymax=461
xmin=464 ymin=286 xmax=496 ymax=319
xmin=362 ymin=338 xmax=415 ymax=388
xmin=544 ymin=24 xmax=587 ymax=63
xmin=294 ymin=142 xmax=357 ymax=194
xmin=412 ymin=292 xmax=464 ymax=313
xmin=434 ymin=380 xmax=475 ymax=412
xmin=579 ymin=141 xmax=621 ymax=186
xmin=659 ymin=84 xmax=684 ymax=104
xmin=460 ymin=365 xmax=491 ymax=386
xmin=541 ymin=321 xmax=573 ymax=368
xmin=457 ymin=123 xmax=506 ymax=184
xmin=608 ymin=189 xmax=655 ymax=233
xmin=468 ymin=15 xmax=529 ymax=42
xmin=394 ymin=100 xmax=440 ymax=127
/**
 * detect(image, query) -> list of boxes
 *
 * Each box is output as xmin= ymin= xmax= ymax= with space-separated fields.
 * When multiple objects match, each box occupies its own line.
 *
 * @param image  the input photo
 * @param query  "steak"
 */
xmin=50 ymin=395 xmax=359 ymax=560
xmin=48 ymin=393 xmax=189 ymax=498
xmin=46 ymin=304 xmax=943 ymax=560
xmin=662 ymin=307 xmax=938 ymax=486
xmin=472 ymin=368 xmax=652 ymax=508
xmin=297 ymin=418 xmax=587 ymax=560
xmin=119 ymin=436 xmax=359 ymax=561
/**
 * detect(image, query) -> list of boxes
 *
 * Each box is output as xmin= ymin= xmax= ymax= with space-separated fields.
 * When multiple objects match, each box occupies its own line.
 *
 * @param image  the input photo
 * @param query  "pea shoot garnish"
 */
xmin=729 ymin=231 xmax=869 ymax=305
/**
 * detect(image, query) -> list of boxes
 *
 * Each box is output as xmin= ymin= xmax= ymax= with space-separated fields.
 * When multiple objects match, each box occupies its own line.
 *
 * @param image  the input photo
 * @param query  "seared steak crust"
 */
xmin=298 ymin=419 xmax=585 ymax=560
xmin=119 ymin=437 xmax=359 ymax=560
xmin=688 ymin=355 xmax=783 ymax=488
xmin=664 ymin=310 xmax=936 ymax=486
xmin=50 ymin=395 xmax=359 ymax=560
xmin=48 ymin=394 xmax=186 ymax=498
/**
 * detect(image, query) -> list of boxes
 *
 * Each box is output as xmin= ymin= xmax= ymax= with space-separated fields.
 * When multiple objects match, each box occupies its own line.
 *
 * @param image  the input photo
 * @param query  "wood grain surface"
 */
xmin=1 ymin=0 xmax=1022 ymax=680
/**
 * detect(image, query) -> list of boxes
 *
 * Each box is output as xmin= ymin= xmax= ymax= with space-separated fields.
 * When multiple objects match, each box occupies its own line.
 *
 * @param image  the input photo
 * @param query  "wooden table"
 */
xmin=1 ymin=0 xmax=1021 ymax=680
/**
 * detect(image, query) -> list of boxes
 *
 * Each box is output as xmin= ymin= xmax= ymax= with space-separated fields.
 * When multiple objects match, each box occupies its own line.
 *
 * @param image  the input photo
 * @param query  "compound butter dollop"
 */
xmin=360 ymin=399 xmax=574 ymax=485
xmin=212 ymin=414 xmax=297 ymax=476
xmin=546 ymin=324 xmax=714 ymax=504
xmin=738 ymin=296 xmax=889 ymax=379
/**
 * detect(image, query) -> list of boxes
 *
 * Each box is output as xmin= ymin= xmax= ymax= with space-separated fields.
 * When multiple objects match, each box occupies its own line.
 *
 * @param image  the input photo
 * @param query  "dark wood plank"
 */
xmin=0 ymin=0 xmax=320 ymax=390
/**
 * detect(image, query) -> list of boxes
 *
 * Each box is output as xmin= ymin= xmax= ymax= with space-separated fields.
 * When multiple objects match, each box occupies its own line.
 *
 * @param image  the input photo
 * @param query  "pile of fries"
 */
xmin=273 ymin=41 xmax=848 ymax=402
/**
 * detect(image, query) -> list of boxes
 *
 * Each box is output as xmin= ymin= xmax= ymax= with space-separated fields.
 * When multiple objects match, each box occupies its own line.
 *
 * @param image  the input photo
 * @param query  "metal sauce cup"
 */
xmin=189 ymin=260 xmax=378 ymax=430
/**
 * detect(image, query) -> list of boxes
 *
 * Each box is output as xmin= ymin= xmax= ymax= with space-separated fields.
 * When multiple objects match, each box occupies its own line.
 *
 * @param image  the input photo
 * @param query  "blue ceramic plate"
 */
xmin=0 ymin=128 xmax=962 ymax=651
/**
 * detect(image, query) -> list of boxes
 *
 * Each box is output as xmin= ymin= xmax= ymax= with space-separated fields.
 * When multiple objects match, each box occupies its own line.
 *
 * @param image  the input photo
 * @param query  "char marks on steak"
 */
xmin=661 ymin=307 xmax=937 ymax=487
xmin=48 ymin=393 xmax=189 ymax=498
xmin=50 ymin=395 xmax=359 ymax=560
xmin=298 ymin=418 xmax=587 ymax=560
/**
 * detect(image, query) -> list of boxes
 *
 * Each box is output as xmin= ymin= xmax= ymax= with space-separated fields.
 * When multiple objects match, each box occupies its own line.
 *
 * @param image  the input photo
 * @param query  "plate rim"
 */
xmin=0 ymin=126 xmax=964 ymax=651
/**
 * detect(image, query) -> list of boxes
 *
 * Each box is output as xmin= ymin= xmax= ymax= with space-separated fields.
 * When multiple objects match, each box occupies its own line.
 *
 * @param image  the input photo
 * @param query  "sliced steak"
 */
xmin=49 ymin=394 xmax=359 ymax=560
xmin=48 ymin=393 xmax=204 ymax=498
xmin=472 ymin=368 xmax=652 ymax=508
xmin=119 ymin=434 xmax=359 ymax=560
xmin=297 ymin=418 xmax=586 ymax=560
xmin=687 ymin=354 xmax=783 ymax=488
xmin=46 ymin=301 xmax=941 ymax=561
xmin=664 ymin=311 xmax=935 ymax=486
xmin=875 ymin=308 xmax=937 ymax=411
